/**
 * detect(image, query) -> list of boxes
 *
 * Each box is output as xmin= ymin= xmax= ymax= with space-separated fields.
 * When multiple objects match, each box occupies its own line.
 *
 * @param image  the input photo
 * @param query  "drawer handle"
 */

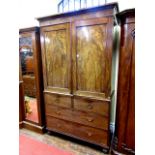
xmin=87 ymin=100 xmax=93 ymax=103
xmin=56 ymin=111 xmax=61 ymax=115
xmin=55 ymin=98 xmax=59 ymax=103
xmin=87 ymin=104 xmax=93 ymax=109
xmin=87 ymin=117 xmax=94 ymax=122
xmin=57 ymin=124 xmax=61 ymax=127
xmin=88 ymin=132 xmax=92 ymax=137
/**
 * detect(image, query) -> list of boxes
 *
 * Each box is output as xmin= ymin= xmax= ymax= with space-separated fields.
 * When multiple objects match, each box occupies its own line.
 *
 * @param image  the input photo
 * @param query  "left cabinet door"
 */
xmin=40 ymin=23 xmax=71 ymax=95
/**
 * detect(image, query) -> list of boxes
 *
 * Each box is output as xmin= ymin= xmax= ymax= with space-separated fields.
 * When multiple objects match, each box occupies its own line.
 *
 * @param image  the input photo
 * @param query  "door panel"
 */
xmin=116 ymin=22 xmax=135 ymax=152
xmin=77 ymin=25 xmax=106 ymax=92
xmin=41 ymin=23 xmax=71 ymax=94
xmin=72 ymin=18 xmax=111 ymax=99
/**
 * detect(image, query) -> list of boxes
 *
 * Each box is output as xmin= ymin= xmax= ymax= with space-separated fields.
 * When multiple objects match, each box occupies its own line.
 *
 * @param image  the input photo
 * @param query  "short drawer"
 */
xmin=45 ymin=104 xmax=109 ymax=130
xmin=74 ymin=97 xmax=109 ymax=117
xmin=46 ymin=116 xmax=109 ymax=147
xmin=44 ymin=93 xmax=72 ymax=108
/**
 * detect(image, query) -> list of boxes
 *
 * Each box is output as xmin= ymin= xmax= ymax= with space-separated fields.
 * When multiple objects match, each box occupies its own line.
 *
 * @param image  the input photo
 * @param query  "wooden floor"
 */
xmin=20 ymin=128 xmax=111 ymax=155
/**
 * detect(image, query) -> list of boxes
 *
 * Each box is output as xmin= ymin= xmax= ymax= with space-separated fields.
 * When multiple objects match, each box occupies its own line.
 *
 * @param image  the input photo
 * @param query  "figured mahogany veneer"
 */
xmin=45 ymin=104 xmax=109 ymax=130
xmin=46 ymin=116 xmax=109 ymax=148
xmin=74 ymin=97 xmax=109 ymax=117
xmin=38 ymin=3 xmax=119 ymax=150
xmin=44 ymin=93 xmax=72 ymax=108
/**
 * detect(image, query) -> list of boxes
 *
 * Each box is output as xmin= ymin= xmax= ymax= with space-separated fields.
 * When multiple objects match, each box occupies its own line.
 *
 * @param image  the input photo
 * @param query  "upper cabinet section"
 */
xmin=41 ymin=23 xmax=71 ymax=94
xmin=38 ymin=3 xmax=119 ymax=99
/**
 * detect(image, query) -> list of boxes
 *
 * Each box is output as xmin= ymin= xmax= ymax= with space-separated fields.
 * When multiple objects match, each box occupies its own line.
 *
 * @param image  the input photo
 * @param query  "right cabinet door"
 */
xmin=72 ymin=18 xmax=113 ymax=99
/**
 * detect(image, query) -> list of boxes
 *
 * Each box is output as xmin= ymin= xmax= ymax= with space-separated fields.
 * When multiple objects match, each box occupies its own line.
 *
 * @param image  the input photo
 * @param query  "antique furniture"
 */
xmin=19 ymin=27 xmax=45 ymax=133
xmin=38 ymin=3 xmax=118 ymax=151
xmin=112 ymin=9 xmax=135 ymax=155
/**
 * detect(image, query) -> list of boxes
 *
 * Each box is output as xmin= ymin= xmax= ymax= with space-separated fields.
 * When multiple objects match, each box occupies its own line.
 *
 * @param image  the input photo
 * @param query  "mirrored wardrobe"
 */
xmin=19 ymin=27 xmax=45 ymax=133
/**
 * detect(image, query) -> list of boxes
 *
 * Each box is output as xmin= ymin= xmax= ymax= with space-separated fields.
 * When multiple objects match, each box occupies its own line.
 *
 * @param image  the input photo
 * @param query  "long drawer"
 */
xmin=44 ymin=93 xmax=72 ymax=108
xmin=45 ymin=104 xmax=109 ymax=130
xmin=74 ymin=97 xmax=109 ymax=117
xmin=46 ymin=116 xmax=109 ymax=147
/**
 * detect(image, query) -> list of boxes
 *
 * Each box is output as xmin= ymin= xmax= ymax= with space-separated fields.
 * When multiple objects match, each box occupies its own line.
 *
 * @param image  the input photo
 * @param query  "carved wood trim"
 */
xmin=131 ymin=29 xmax=135 ymax=38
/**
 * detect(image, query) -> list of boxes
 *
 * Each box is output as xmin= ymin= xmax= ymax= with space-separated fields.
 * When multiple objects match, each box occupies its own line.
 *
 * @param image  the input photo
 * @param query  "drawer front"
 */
xmin=45 ymin=104 xmax=109 ymax=130
xmin=74 ymin=98 xmax=109 ymax=117
xmin=46 ymin=116 xmax=109 ymax=147
xmin=44 ymin=93 xmax=72 ymax=108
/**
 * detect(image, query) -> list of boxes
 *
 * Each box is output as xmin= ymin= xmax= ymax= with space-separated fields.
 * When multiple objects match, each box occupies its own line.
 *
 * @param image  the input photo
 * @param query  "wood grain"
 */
xmin=45 ymin=29 xmax=68 ymax=88
xmin=41 ymin=23 xmax=71 ymax=94
xmin=76 ymin=24 xmax=106 ymax=93
xmin=45 ymin=104 xmax=109 ymax=130
xmin=44 ymin=93 xmax=72 ymax=108
xmin=74 ymin=97 xmax=109 ymax=117
xmin=72 ymin=17 xmax=113 ymax=99
xmin=125 ymin=33 xmax=135 ymax=149
xmin=46 ymin=116 xmax=109 ymax=147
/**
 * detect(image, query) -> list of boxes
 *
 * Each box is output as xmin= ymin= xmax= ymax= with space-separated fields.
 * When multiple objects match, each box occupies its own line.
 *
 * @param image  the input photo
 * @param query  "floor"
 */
xmin=20 ymin=128 xmax=111 ymax=155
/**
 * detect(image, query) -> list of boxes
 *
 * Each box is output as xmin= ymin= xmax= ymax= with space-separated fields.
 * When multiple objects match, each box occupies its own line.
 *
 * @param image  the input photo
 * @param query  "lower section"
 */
xmin=45 ymin=104 xmax=109 ymax=130
xmin=44 ymin=92 xmax=110 ymax=150
xmin=46 ymin=115 xmax=109 ymax=149
xmin=21 ymin=121 xmax=45 ymax=134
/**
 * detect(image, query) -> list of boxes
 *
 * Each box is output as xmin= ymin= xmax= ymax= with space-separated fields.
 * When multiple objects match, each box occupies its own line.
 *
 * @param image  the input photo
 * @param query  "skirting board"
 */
xmin=22 ymin=121 xmax=45 ymax=134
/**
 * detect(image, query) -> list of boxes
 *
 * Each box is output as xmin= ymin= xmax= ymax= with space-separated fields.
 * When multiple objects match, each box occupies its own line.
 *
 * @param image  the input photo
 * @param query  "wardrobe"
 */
xmin=112 ymin=9 xmax=135 ymax=155
xmin=19 ymin=27 xmax=45 ymax=133
xmin=37 ymin=3 xmax=118 ymax=150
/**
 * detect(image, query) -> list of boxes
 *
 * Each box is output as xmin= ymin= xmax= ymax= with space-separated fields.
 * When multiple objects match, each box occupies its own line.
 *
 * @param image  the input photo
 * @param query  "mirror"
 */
xmin=19 ymin=37 xmax=39 ymax=123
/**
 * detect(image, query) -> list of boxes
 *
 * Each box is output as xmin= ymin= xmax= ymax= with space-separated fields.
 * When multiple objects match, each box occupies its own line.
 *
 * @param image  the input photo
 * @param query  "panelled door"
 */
xmin=72 ymin=18 xmax=113 ymax=99
xmin=124 ymin=24 xmax=135 ymax=150
xmin=41 ymin=23 xmax=71 ymax=95
xmin=117 ymin=22 xmax=135 ymax=151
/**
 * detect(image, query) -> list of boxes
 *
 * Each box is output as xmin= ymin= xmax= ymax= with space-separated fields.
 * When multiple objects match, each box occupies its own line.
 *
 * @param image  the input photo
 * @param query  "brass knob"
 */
xmin=88 ymin=132 xmax=92 ymax=137
xmin=57 ymin=124 xmax=61 ymax=127
xmin=87 ymin=100 xmax=93 ymax=103
xmin=55 ymin=98 xmax=59 ymax=103
xmin=87 ymin=117 xmax=94 ymax=122
xmin=87 ymin=104 xmax=93 ymax=109
xmin=56 ymin=111 xmax=61 ymax=115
